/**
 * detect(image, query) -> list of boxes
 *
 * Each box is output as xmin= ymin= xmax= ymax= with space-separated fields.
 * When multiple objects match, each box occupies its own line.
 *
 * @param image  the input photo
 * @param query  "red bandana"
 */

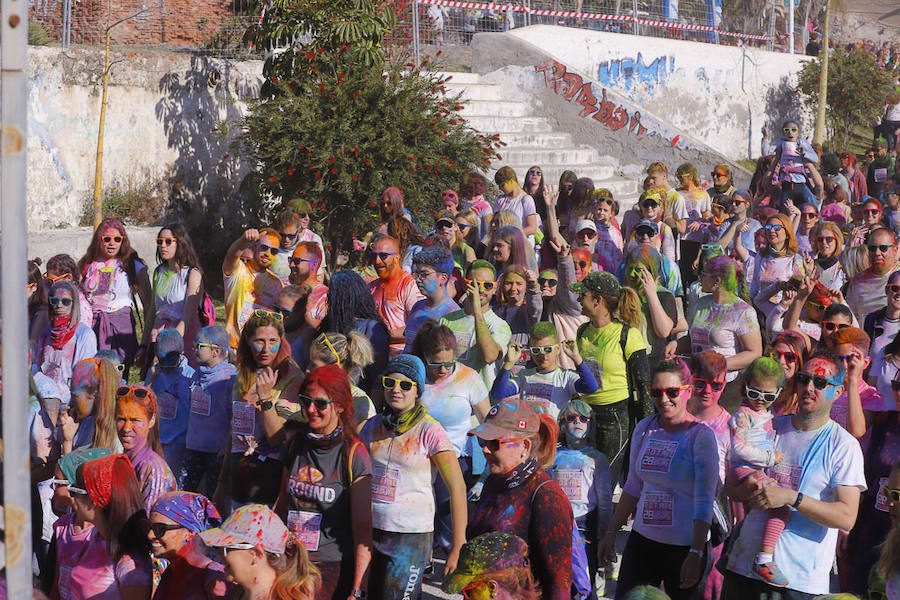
xmin=49 ymin=315 xmax=77 ymax=350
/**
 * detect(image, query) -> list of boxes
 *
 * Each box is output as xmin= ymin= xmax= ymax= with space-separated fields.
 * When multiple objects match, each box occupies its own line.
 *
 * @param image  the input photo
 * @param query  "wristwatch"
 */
xmin=792 ymin=492 xmax=804 ymax=508
xmin=259 ymin=398 xmax=274 ymax=411
xmin=351 ymin=590 xmax=367 ymax=599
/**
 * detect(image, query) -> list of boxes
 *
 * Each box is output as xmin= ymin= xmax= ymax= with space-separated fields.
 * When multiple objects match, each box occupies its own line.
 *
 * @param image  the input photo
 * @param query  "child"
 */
xmin=729 ymin=357 xmax=788 ymax=586
xmin=179 ymin=325 xmax=236 ymax=497
xmin=548 ymin=399 xmax=612 ymax=600
xmin=145 ymin=328 xmax=194 ymax=476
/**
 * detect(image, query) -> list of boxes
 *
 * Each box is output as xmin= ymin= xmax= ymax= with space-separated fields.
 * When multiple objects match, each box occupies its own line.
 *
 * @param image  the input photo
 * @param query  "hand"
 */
xmin=59 ymin=409 xmax=78 ymax=443
xmin=785 ymin=199 xmax=800 ymax=217
xmin=846 ymin=353 xmax=865 ymax=380
xmin=773 ymin=451 xmax=785 ymax=464
xmin=826 ymin=288 xmax=845 ymax=305
xmin=505 ymin=342 xmax=523 ymax=369
xmin=762 ymin=123 xmax=769 ymax=138
xmin=524 ymin=269 xmax=539 ymax=290
xmin=638 ymin=267 xmax=657 ymax=297
xmin=781 ymin=289 xmax=797 ymax=306
xmin=740 ymin=220 xmax=750 ymax=233
xmin=797 ymin=275 xmax=816 ymax=299
xmin=255 ymin=367 xmax=277 ymax=404
xmin=243 ymin=228 xmax=261 ymax=244
xmin=240 ymin=436 xmax=258 ymax=457
xmin=748 ymin=482 xmax=795 ymax=510
xmin=688 ymin=220 xmax=704 ymax=232
xmin=467 ymin=481 xmax=484 ymax=502
xmin=561 ymin=339 xmax=582 ymax=364
xmin=801 ymin=251 xmax=816 ymax=275
xmin=548 ymin=237 xmax=570 ymax=258
xmin=443 ymin=545 xmax=462 ymax=577
xmin=665 ymin=340 xmax=678 ymax=358
xmin=544 ymin=184 xmax=559 ymax=208
xmin=597 ymin=531 xmax=617 ymax=565
xmin=680 ymin=551 xmax=703 ymax=589
xmin=466 ymin=279 xmax=483 ymax=316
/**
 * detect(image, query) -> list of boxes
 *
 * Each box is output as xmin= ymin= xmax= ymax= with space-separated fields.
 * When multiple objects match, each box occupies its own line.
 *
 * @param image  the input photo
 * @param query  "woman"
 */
xmin=710 ymin=163 xmax=736 ymax=197
xmin=566 ymin=177 xmax=596 ymax=233
xmin=622 ymin=246 xmax=680 ymax=361
xmin=572 ymin=270 xmax=650 ymax=489
xmin=494 ymin=265 xmax=542 ymax=345
xmin=78 ymin=218 xmax=152 ymax=375
xmin=148 ymin=491 xmax=231 ymax=599
xmin=142 ymin=223 xmax=204 ymax=370
xmin=688 ymin=256 xmax=762 ymax=413
xmin=223 ymin=311 xmax=303 ymax=508
xmin=34 ymin=280 xmax=98 ymax=404
xmin=840 ymin=151 xmax=867 ymax=204
xmin=376 ymin=187 xmax=410 ymax=236
xmin=115 ymin=385 xmax=177 ymax=512
xmin=45 ymin=253 xmax=93 ymax=327
xmin=392 ymin=216 xmax=426 ymax=273
xmin=795 ymin=203 xmax=818 ymax=253
xmin=867 ymin=461 xmax=900 ymax=599
xmin=29 ymin=258 xmax=50 ymax=352
xmin=306 ymin=332 xmax=376 ymax=429
xmin=684 ymin=243 xmax=725 ymax=327
xmin=523 ymin=166 xmax=547 ymax=222
xmin=440 ymin=189 xmax=459 ymax=215
xmin=467 ymin=397 xmax=573 ymax=600
xmin=359 ymin=355 xmax=467 ymax=600
xmin=555 ymin=169 xmax=579 ymax=234
xmin=743 ymin=213 xmax=806 ymax=320
xmin=599 ymin=358 xmax=718 ymax=600
xmin=431 ymin=210 xmax=476 ymax=275
xmin=454 ymin=209 xmax=480 ymax=250
xmin=477 ymin=210 xmax=519 ymax=260
xmin=59 ymin=357 xmax=122 ymax=455
xmin=491 ymin=225 xmax=535 ymax=273
xmin=275 ymin=365 xmax=373 ymax=600
xmin=768 ymin=330 xmax=807 ymax=416
xmin=200 ymin=504 xmax=320 ymax=600
xmin=55 ymin=453 xmax=153 ymax=599
xmin=810 ymin=221 xmax=846 ymax=292
xmin=816 ymin=302 xmax=856 ymax=355
xmin=677 ymin=163 xmax=712 ymax=275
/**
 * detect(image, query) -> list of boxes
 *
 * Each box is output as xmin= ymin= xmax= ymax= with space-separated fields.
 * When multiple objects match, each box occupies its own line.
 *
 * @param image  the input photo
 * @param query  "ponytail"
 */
xmin=602 ymin=286 xmax=645 ymax=332
xmin=268 ymin=537 xmax=321 ymax=600
xmin=532 ymin=413 xmax=559 ymax=469
xmin=345 ymin=331 xmax=375 ymax=385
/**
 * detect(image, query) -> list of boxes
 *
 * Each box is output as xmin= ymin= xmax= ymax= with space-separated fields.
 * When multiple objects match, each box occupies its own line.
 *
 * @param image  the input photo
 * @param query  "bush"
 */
xmin=80 ymin=171 xmax=170 ymax=226
xmin=28 ymin=20 xmax=52 ymax=46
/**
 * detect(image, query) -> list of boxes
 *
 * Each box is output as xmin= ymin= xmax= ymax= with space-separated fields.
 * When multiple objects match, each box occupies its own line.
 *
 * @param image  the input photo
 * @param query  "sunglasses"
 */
xmin=563 ymin=414 xmax=590 ymax=424
xmin=49 ymin=478 xmax=71 ymax=490
xmin=801 ymin=212 xmax=818 ymax=218
xmin=796 ymin=371 xmax=840 ymax=390
xmin=594 ymin=198 xmax=614 ymax=207
xmin=67 ymin=485 xmax=88 ymax=495
xmin=782 ymin=127 xmax=799 ymax=133
xmin=464 ymin=279 xmax=496 ymax=291
xmin=426 ymin=359 xmax=456 ymax=370
xmin=148 ymin=522 xmax=185 ymax=538
xmin=49 ymin=296 xmax=73 ymax=307
xmin=806 ymin=300 xmax=826 ymax=310
xmin=299 ymin=394 xmax=334 ymax=412
xmin=221 ymin=543 xmax=256 ymax=556
xmin=253 ymin=308 xmax=284 ymax=322
xmin=712 ymin=203 xmax=727 ymax=211
xmin=441 ymin=192 xmax=458 ymax=199
xmin=769 ymin=349 xmax=798 ymax=364
xmin=288 ymin=256 xmax=314 ymax=266
xmin=764 ymin=223 xmax=784 ymax=232
xmin=280 ymin=231 xmax=298 ymax=241
xmin=529 ymin=345 xmax=557 ymax=355
xmin=868 ymin=244 xmax=896 ymax=253
xmin=693 ymin=378 xmax=724 ymax=392
xmin=733 ymin=197 xmax=751 ymax=205
xmin=711 ymin=171 xmax=728 ymax=178
xmin=256 ymin=243 xmax=279 ymax=255
xmin=836 ymin=353 xmax=866 ymax=363
xmin=745 ymin=386 xmax=780 ymax=403
xmin=635 ymin=228 xmax=656 ymax=238
xmin=101 ymin=235 xmax=123 ymax=243
xmin=316 ymin=333 xmax=342 ymax=366
xmin=561 ymin=184 xmax=574 ymax=192
xmin=477 ymin=437 xmax=524 ymax=452
xmin=527 ymin=168 xmax=542 ymax=176
xmin=575 ymin=261 xmax=589 ymax=269
xmin=456 ymin=222 xmax=474 ymax=230
xmin=650 ymin=385 xmax=689 ymax=400
xmin=369 ymin=251 xmax=397 ymax=261
xmin=156 ymin=237 xmax=176 ymax=246
xmin=117 ymin=385 xmax=151 ymax=398
xmin=823 ymin=321 xmax=850 ymax=332
xmin=436 ymin=219 xmax=455 ymax=229
xmin=888 ymin=284 xmax=900 ymax=294
xmin=499 ymin=178 xmax=515 ymax=187
xmin=641 ymin=200 xmax=660 ymax=208
xmin=382 ymin=376 xmax=417 ymax=392
xmin=194 ymin=342 xmax=220 ymax=351
xmin=538 ymin=277 xmax=558 ymax=287
xmin=816 ymin=236 xmax=835 ymax=244
xmin=577 ymin=230 xmax=598 ymax=238
xmin=863 ymin=209 xmax=881 ymax=216
xmin=45 ymin=272 xmax=72 ymax=284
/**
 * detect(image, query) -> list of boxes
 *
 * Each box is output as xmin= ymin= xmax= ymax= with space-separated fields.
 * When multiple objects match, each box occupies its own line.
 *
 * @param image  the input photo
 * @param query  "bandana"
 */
xmin=383 ymin=401 xmax=427 ymax=435
xmin=50 ymin=315 xmax=77 ymax=350
xmin=81 ymin=454 xmax=135 ymax=509
xmin=58 ymin=447 xmax=112 ymax=484
xmin=817 ymin=256 xmax=839 ymax=270
xmin=305 ymin=425 xmax=343 ymax=450
xmin=504 ymin=457 xmax=538 ymax=489
xmin=152 ymin=492 xmax=222 ymax=534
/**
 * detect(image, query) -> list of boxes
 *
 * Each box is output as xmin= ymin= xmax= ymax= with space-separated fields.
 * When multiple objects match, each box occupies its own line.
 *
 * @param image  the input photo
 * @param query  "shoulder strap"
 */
xmin=530 ymin=477 xmax=552 ymax=506
xmin=347 ymin=440 xmax=362 ymax=485
xmin=619 ymin=323 xmax=629 ymax=360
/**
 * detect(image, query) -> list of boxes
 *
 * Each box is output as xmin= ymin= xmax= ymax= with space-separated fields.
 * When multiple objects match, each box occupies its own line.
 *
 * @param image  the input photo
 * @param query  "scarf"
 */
xmin=152 ymin=491 xmax=222 ymax=533
xmin=306 ymin=425 xmax=343 ymax=450
xmin=817 ymin=256 xmax=839 ymax=270
xmin=712 ymin=213 xmax=727 ymax=226
xmin=383 ymin=401 xmax=427 ymax=435
xmin=504 ymin=457 xmax=538 ymax=489
xmin=50 ymin=315 xmax=77 ymax=350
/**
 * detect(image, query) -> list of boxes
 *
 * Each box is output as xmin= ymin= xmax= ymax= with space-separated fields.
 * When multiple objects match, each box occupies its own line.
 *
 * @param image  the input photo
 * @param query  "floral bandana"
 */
xmin=152 ymin=492 xmax=222 ymax=534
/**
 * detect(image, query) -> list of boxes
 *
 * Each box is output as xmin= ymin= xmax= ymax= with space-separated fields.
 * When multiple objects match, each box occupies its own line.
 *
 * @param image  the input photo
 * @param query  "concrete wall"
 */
xmin=485 ymin=26 xmax=811 ymax=160
xmin=25 ymin=46 xmax=262 ymax=231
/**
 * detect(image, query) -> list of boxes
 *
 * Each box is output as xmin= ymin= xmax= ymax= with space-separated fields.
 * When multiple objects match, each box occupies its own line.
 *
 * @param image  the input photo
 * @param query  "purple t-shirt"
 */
xmin=127 ymin=443 xmax=176 ymax=513
xmin=186 ymin=361 xmax=237 ymax=453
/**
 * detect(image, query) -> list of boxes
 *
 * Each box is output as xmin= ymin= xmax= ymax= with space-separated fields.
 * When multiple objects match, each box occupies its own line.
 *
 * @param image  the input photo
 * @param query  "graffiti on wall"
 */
xmin=534 ymin=59 xmax=687 ymax=148
xmin=596 ymin=53 xmax=676 ymax=92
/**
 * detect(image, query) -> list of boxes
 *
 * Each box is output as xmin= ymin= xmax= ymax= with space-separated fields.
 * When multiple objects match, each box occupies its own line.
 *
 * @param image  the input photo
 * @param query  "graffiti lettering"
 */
xmin=596 ymin=53 xmax=676 ymax=92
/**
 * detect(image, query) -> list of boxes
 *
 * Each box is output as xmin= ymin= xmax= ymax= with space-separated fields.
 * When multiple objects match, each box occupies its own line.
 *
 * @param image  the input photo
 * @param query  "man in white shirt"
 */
xmin=722 ymin=355 xmax=865 ymax=600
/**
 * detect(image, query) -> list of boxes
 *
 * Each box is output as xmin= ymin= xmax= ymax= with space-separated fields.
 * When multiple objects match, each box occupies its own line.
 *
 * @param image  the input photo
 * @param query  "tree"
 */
xmin=239 ymin=0 xmax=502 ymax=263
xmin=797 ymin=46 xmax=894 ymax=149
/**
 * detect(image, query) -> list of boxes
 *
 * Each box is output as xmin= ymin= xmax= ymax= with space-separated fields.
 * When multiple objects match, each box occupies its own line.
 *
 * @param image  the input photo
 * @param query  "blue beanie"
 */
xmin=384 ymin=354 xmax=426 ymax=396
xmin=156 ymin=328 xmax=184 ymax=366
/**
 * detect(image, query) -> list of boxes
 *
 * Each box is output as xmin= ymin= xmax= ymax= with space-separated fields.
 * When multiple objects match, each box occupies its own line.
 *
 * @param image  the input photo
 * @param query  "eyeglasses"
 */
xmin=369 ymin=251 xmax=397 ymax=261
xmin=538 ymin=277 xmax=558 ymax=287
xmin=253 ymin=308 xmax=284 ymax=321
xmin=888 ymin=284 xmax=900 ymax=294
xmin=635 ymin=228 xmax=656 ymax=238
xmin=796 ymin=371 xmax=840 ymax=390
xmin=256 ymin=243 xmax=279 ymax=256
xmin=45 ymin=272 xmax=72 ymax=284
xmin=782 ymin=127 xmax=799 ymax=133
xmin=101 ymin=235 xmax=123 ymax=243
xmin=49 ymin=296 xmax=73 ymax=307
xmin=288 ymin=256 xmax=314 ymax=266
xmin=436 ymin=220 xmax=455 ymax=229
xmin=464 ymin=279 xmax=496 ymax=291
xmin=299 ymin=394 xmax=334 ymax=412
xmin=527 ymin=168 xmax=542 ymax=176
xmin=641 ymin=200 xmax=660 ymax=208
xmin=863 ymin=209 xmax=881 ymax=216
xmin=221 ymin=543 xmax=256 ymax=556
xmin=529 ymin=345 xmax=557 ymax=355
xmin=156 ymin=238 xmax=176 ymax=246
xmin=564 ymin=414 xmax=590 ymax=424
xmin=801 ymin=212 xmax=818 ymax=219
xmin=816 ymin=236 xmax=836 ymax=244
xmin=426 ymin=359 xmax=456 ymax=370
xmin=769 ymin=350 xmax=798 ymax=364
xmin=764 ymin=224 xmax=784 ymax=232
xmin=194 ymin=342 xmax=220 ymax=351
xmin=148 ymin=522 xmax=185 ymax=539
xmin=649 ymin=385 xmax=689 ymax=400
xmin=477 ymin=437 xmax=524 ymax=452
xmin=117 ymin=385 xmax=151 ymax=398
xmin=745 ymin=386 xmax=780 ymax=403
xmin=868 ymin=244 xmax=896 ymax=253
xmin=822 ymin=321 xmax=850 ymax=332
xmin=693 ymin=378 xmax=725 ymax=392
xmin=382 ymin=376 xmax=417 ymax=392
xmin=575 ymin=261 xmax=589 ymax=269
xmin=316 ymin=333 xmax=341 ymax=366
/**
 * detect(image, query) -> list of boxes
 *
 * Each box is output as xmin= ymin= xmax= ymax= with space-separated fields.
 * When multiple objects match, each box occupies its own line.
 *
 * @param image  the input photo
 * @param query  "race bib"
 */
xmin=524 ymin=382 xmax=554 ymax=404
xmin=372 ymin=464 xmax=400 ymax=503
xmin=875 ymin=168 xmax=888 ymax=183
xmin=157 ymin=392 xmax=177 ymax=420
xmin=452 ymin=330 xmax=473 ymax=361
xmin=555 ymin=469 xmax=585 ymax=501
xmin=772 ymin=463 xmax=802 ymax=490
xmin=642 ymin=491 xmax=674 ymax=526
xmin=640 ymin=439 xmax=679 ymax=473
xmin=876 ymin=477 xmax=890 ymax=513
xmin=287 ymin=510 xmax=322 ymax=552
xmin=583 ymin=359 xmax=604 ymax=390
xmin=231 ymin=402 xmax=256 ymax=452
xmin=692 ymin=328 xmax=711 ymax=348
xmin=190 ymin=387 xmax=212 ymax=417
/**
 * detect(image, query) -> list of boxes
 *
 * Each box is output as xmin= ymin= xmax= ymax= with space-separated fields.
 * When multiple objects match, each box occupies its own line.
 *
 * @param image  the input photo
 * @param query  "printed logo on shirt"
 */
xmin=772 ymin=463 xmax=802 ymax=490
xmin=190 ymin=387 xmax=211 ymax=416
xmin=452 ymin=330 xmax=473 ymax=361
xmin=640 ymin=439 xmax=679 ymax=473
xmin=156 ymin=392 xmax=177 ymax=420
xmin=287 ymin=510 xmax=322 ymax=552
xmin=876 ymin=477 xmax=890 ymax=513
xmin=524 ymin=382 xmax=554 ymax=405
xmin=555 ymin=469 xmax=585 ymax=501
xmin=372 ymin=464 xmax=400 ymax=503
xmin=642 ymin=491 xmax=674 ymax=526
xmin=288 ymin=465 xmax=336 ymax=506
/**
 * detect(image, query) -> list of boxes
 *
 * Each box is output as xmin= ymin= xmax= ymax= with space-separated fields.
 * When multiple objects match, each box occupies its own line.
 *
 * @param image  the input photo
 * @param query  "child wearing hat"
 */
xmin=145 ymin=328 xmax=195 ymax=476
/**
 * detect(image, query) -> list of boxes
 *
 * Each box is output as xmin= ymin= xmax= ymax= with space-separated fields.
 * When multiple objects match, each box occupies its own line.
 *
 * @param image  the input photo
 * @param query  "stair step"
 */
xmin=458 ymin=100 xmax=530 ymax=117
xmin=463 ymin=115 xmax=553 ymax=133
xmin=494 ymin=162 xmax=618 ymax=183
xmin=499 ymin=147 xmax=599 ymax=167
xmin=495 ymin=132 xmax=572 ymax=148
xmin=435 ymin=71 xmax=481 ymax=85
xmin=445 ymin=83 xmax=505 ymax=102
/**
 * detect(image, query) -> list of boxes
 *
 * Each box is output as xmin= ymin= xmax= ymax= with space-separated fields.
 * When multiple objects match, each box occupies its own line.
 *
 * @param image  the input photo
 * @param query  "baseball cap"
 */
xmin=634 ymin=218 xmax=659 ymax=234
xmin=200 ymin=504 xmax=291 ymax=555
xmin=575 ymin=219 xmax=598 ymax=234
xmin=568 ymin=270 xmax=620 ymax=296
xmin=442 ymin=532 xmax=530 ymax=593
xmin=469 ymin=398 xmax=539 ymax=440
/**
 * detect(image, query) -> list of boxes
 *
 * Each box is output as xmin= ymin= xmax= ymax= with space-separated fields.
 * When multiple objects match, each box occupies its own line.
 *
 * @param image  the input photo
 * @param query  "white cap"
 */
xmin=575 ymin=219 xmax=598 ymax=234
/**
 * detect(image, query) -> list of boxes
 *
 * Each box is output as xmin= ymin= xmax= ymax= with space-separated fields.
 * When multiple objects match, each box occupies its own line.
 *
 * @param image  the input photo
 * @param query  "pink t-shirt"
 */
xmin=369 ymin=271 xmax=425 ymax=356
xmin=306 ymin=282 xmax=329 ymax=323
xmin=54 ymin=512 xmax=151 ymax=600
xmin=830 ymin=379 xmax=891 ymax=430
xmin=593 ymin=225 xmax=624 ymax=273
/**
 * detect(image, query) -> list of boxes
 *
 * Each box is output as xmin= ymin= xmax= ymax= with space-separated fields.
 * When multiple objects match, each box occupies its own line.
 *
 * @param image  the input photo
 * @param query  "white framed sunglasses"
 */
xmin=222 ymin=543 xmax=256 ymax=556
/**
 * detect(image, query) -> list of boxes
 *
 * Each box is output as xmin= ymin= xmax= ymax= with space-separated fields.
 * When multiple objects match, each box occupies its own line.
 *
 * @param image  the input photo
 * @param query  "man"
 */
xmin=829 ymin=327 xmax=890 ymax=438
xmin=716 ymin=189 xmax=762 ymax=255
xmin=494 ymin=166 xmax=539 ymax=240
xmin=617 ymin=218 xmax=684 ymax=299
xmin=721 ymin=356 xmax=865 ymax=599
xmin=440 ymin=260 xmax=511 ymax=390
xmin=571 ymin=219 xmax=603 ymax=273
xmin=222 ymin=228 xmax=285 ymax=348
xmin=368 ymin=235 xmax=425 ymax=356
xmin=288 ymin=241 xmax=328 ymax=329
xmin=403 ymin=247 xmax=460 ymax=352
xmin=846 ymin=228 xmax=900 ymax=320
xmin=868 ymin=138 xmax=894 ymax=200
xmin=624 ymin=195 xmax=676 ymax=262
xmin=584 ymin=198 xmax=622 ymax=273
xmin=269 ymin=202 xmax=325 ymax=284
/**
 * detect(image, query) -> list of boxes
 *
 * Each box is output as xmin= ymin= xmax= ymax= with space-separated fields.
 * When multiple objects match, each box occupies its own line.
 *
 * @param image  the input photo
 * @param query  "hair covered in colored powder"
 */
xmin=690 ymin=350 xmax=727 ymax=382
xmin=529 ymin=322 xmax=558 ymax=343
xmin=830 ymin=326 xmax=871 ymax=355
xmin=743 ymin=356 xmax=786 ymax=388
xmin=705 ymin=256 xmax=739 ymax=295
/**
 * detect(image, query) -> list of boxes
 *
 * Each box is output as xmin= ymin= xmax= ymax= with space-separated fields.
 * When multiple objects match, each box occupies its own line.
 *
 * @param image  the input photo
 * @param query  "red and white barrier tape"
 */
xmin=417 ymin=0 xmax=772 ymax=41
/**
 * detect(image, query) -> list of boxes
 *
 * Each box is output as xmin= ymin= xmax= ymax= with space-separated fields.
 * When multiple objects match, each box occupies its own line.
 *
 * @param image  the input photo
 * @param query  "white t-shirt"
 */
xmin=508 ymin=367 xmax=582 ymax=420
xmin=440 ymin=309 xmax=512 ymax=390
xmin=725 ymin=417 xmax=866 ymax=595
xmin=690 ymin=296 xmax=759 ymax=382
xmin=871 ymin=317 xmax=900 ymax=383
xmin=420 ymin=364 xmax=488 ymax=457
xmin=494 ymin=192 xmax=538 ymax=232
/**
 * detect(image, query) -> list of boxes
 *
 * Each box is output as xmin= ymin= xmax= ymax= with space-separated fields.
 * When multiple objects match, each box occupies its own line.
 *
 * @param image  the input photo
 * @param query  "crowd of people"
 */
xmin=12 ymin=116 xmax=900 ymax=600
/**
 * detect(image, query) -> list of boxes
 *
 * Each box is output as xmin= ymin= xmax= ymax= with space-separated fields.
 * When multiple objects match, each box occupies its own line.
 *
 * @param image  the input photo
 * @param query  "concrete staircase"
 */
xmin=439 ymin=71 xmax=641 ymax=203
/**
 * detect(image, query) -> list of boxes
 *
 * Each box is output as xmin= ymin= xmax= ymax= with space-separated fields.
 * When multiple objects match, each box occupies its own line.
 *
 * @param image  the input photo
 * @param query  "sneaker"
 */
xmin=754 ymin=561 xmax=789 ymax=587
xmin=594 ymin=569 xmax=607 ymax=597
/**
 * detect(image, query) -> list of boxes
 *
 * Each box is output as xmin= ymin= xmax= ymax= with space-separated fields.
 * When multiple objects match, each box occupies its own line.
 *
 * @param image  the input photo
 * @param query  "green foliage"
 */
xmin=797 ymin=47 xmax=894 ymax=150
xmin=28 ymin=20 xmax=52 ymax=46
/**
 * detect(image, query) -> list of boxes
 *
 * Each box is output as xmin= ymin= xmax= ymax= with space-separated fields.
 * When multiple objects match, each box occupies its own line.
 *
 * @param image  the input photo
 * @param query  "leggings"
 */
xmin=370 ymin=529 xmax=433 ymax=600
xmin=616 ymin=530 xmax=709 ymax=600
xmin=590 ymin=400 xmax=630 ymax=490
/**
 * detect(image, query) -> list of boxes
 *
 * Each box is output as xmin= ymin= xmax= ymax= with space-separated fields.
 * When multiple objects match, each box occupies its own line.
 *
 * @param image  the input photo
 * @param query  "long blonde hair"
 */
xmin=877 ymin=461 xmax=900 ymax=578
xmin=601 ymin=286 xmax=645 ymax=332
xmin=266 ymin=538 xmax=321 ymax=600
xmin=309 ymin=331 xmax=374 ymax=385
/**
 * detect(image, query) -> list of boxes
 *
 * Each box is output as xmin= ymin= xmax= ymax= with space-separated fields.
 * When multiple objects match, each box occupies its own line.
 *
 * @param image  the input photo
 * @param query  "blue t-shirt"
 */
xmin=403 ymin=296 xmax=461 ymax=352
xmin=147 ymin=357 xmax=194 ymax=447
xmin=185 ymin=360 xmax=236 ymax=453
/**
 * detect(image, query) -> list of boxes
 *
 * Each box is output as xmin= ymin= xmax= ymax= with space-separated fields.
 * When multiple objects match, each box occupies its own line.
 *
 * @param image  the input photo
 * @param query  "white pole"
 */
xmin=0 ymin=0 xmax=33 ymax=596
xmin=788 ymin=0 xmax=795 ymax=53
xmin=412 ymin=0 xmax=421 ymax=67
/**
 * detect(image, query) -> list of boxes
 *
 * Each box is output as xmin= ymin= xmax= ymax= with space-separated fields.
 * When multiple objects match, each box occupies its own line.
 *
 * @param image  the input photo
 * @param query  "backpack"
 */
xmin=198 ymin=290 xmax=216 ymax=328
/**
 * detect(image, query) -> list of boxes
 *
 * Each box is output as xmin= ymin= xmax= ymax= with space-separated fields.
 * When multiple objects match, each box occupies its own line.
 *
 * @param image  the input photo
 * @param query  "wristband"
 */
xmin=792 ymin=492 xmax=804 ymax=509
xmin=688 ymin=548 xmax=703 ymax=556
xmin=351 ymin=590 xmax=367 ymax=599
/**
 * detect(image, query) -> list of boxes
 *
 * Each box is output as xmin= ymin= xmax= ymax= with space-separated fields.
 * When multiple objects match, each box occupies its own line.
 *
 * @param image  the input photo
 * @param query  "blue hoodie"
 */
xmin=186 ymin=360 xmax=237 ymax=453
